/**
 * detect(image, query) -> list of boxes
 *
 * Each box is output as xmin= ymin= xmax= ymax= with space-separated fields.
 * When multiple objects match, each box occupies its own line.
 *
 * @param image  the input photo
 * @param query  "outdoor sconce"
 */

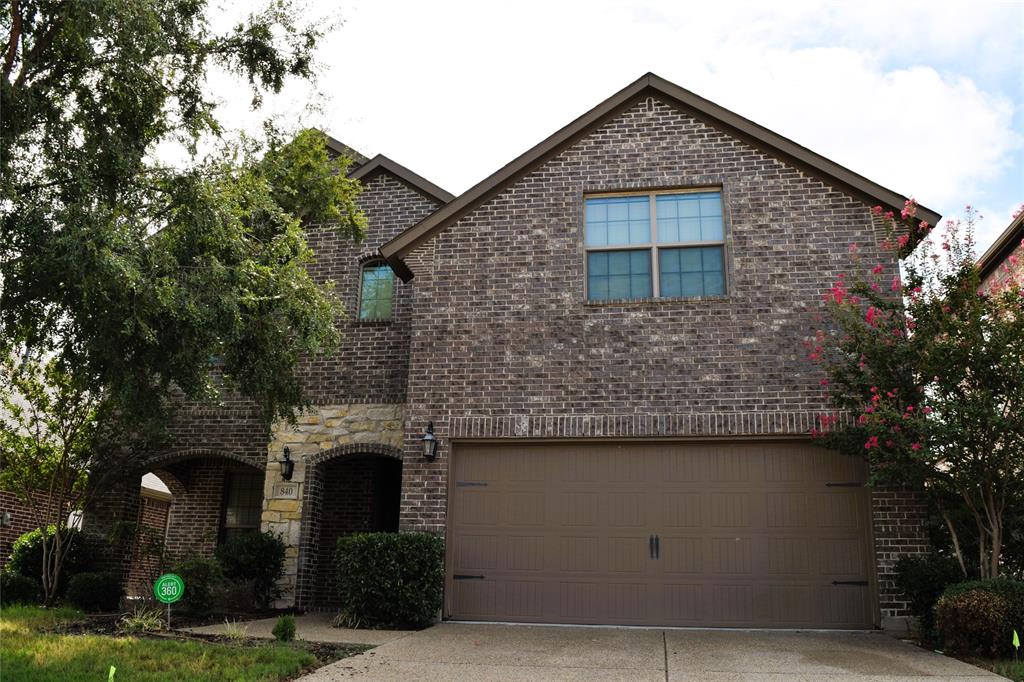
xmin=422 ymin=422 xmax=439 ymax=462
xmin=279 ymin=447 xmax=295 ymax=481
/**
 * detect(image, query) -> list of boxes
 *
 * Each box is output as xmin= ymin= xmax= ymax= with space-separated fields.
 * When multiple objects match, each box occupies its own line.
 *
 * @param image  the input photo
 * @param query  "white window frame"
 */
xmin=584 ymin=188 xmax=727 ymax=300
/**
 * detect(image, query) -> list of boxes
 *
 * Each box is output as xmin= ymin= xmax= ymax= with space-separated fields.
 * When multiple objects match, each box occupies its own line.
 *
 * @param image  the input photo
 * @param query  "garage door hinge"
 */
xmin=453 ymin=574 xmax=486 ymax=580
xmin=455 ymin=481 xmax=488 ymax=487
xmin=832 ymin=580 xmax=869 ymax=586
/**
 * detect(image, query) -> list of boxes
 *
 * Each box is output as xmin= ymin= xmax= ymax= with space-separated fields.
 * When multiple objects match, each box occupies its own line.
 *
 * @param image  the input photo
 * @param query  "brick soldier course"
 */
xmin=78 ymin=74 xmax=938 ymax=629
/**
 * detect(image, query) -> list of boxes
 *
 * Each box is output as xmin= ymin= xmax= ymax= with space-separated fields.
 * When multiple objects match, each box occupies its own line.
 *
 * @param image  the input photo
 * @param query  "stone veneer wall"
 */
xmin=262 ymin=403 xmax=405 ymax=607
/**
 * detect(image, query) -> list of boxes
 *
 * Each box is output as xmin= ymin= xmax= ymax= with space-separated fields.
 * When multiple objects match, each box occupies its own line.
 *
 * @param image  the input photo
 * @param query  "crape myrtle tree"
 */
xmin=808 ymin=201 xmax=1024 ymax=579
xmin=1 ymin=0 xmax=365 ymax=601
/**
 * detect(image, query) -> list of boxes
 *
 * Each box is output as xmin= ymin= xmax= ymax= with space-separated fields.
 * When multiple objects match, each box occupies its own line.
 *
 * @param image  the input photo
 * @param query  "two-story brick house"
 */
xmin=90 ymin=73 xmax=942 ymax=631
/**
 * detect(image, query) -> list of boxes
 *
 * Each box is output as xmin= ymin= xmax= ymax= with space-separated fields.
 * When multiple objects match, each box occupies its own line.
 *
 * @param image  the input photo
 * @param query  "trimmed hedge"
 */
xmin=935 ymin=579 xmax=1024 ymax=657
xmin=0 ymin=571 xmax=41 ymax=606
xmin=65 ymin=572 xmax=122 ymax=612
xmin=335 ymin=532 xmax=443 ymax=628
xmin=214 ymin=531 xmax=286 ymax=608
xmin=893 ymin=554 xmax=963 ymax=643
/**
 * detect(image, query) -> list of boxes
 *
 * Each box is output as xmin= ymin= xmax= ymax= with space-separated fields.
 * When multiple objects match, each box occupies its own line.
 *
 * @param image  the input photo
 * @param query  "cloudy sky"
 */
xmin=209 ymin=0 xmax=1024 ymax=255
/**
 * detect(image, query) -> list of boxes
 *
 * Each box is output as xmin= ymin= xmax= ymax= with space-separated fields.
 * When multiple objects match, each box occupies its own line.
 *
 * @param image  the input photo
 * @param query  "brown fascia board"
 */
xmin=322 ymin=133 xmax=370 ymax=168
xmin=349 ymin=154 xmax=456 ymax=206
xmin=379 ymin=72 xmax=942 ymax=282
xmin=977 ymin=211 xmax=1024 ymax=281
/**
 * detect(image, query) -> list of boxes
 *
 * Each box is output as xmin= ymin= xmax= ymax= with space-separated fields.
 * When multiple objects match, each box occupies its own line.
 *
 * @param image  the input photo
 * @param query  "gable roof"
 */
xmin=323 ymin=134 xmax=370 ymax=167
xmin=348 ymin=154 xmax=455 ymax=206
xmin=977 ymin=211 xmax=1024 ymax=282
xmin=321 ymin=133 xmax=454 ymax=208
xmin=379 ymin=72 xmax=942 ymax=282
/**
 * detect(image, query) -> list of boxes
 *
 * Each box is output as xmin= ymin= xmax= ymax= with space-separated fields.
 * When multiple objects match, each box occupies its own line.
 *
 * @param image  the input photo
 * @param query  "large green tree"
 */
xmin=1 ymin=0 xmax=365 ymax=429
xmin=810 ymin=203 xmax=1023 ymax=579
xmin=1 ymin=1 xmax=364 ymax=596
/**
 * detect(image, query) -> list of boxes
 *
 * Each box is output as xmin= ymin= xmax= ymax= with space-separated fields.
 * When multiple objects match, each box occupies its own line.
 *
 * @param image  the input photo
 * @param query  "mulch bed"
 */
xmin=40 ymin=611 xmax=371 ymax=670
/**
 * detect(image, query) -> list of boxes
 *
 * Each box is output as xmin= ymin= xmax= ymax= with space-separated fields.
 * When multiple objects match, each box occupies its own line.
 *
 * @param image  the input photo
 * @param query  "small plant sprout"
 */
xmin=272 ymin=614 xmax=296 ymax=642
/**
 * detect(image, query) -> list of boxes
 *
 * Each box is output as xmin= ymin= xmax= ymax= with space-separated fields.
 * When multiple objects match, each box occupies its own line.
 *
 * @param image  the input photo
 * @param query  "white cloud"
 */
xmin=173 ymin=1 xmax=1023 ymax=254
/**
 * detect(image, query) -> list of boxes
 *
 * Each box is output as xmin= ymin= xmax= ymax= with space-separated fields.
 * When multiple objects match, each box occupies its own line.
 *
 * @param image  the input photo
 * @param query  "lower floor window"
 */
xmin=220 ymin=470 xmax=263 ymax=544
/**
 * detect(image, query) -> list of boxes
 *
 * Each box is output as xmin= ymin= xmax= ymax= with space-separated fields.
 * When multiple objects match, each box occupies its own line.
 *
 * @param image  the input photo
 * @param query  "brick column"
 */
xmin=872 ymin=486 xmax=929 ymax=631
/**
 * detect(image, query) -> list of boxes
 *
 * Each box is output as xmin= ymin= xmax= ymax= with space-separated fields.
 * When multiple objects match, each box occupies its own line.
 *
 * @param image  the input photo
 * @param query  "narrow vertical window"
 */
xmin=359 ymin=262 xmax=394 ymax=320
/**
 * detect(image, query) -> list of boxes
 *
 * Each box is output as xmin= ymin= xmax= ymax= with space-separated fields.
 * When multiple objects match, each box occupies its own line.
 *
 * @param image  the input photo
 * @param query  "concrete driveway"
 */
xmin=299 ymin=623 xmax=1001 ymax=681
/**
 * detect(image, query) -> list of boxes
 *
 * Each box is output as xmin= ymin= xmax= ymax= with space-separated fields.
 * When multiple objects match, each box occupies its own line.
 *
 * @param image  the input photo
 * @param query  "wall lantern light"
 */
xmin=422 ymin=422 xmax=439 ymax=462
xmin=279 ymin=447 xmax=295 ymax=481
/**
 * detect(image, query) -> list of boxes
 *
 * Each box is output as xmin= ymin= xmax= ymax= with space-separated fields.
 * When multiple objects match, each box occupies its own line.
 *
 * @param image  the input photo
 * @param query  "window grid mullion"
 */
xmin=650 ymin=192 xmax=660 ymax=298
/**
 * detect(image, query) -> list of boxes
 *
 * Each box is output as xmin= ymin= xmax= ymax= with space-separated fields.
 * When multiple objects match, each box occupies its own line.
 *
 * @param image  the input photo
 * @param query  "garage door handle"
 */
xmin=654 ymin=534 xmax=660 ymax=559
xmin=832 ymin=580 xmax=868 ymax=586
xmin=454 ymin=574 xmax=486 ymax=580
xmin=649 ymin=535 xmax=655 ymax=559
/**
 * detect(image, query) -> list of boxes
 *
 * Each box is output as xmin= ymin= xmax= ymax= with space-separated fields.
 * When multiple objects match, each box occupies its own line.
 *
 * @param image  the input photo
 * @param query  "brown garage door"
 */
xmin=447 ymin=441 xmax=874 ymax=628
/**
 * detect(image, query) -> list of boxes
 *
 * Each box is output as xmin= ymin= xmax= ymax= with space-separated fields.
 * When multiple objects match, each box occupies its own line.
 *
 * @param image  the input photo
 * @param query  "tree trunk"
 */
xmin=942 ymin=511 xmax=969 ymax=577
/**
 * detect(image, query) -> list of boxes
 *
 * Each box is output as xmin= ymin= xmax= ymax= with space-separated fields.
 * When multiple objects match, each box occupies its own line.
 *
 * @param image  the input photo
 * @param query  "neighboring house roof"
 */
xmin=349 ymin=154 xmax=456 ymax=206
xmin=379 ymin=72 xmax=942 ymax=282
xmin=977 ymin=211 xmax=1024 ymax=282
xmin=322 ymin=134 xmax=454 ymax=207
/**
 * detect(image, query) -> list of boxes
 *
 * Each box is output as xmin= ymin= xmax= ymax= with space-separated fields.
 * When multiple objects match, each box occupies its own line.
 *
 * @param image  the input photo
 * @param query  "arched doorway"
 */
xmin=121 ymin=450 xmax=267 ymax=597
xmin=296 ymin=445 xmax=402 ymax=610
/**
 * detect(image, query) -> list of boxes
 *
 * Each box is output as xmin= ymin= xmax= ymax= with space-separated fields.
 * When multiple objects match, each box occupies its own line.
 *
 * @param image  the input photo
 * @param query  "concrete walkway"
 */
xmin=298 ymin=623 xmax=1002 ymax=681
xmin=181 ymin=612 xmax=413 ymax=646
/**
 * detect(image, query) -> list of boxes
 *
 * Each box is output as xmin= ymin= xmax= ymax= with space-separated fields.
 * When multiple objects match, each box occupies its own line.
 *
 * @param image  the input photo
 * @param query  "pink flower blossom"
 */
xmin=911 ymin=442 xmax=922 ymax=451
xmin=864 ymin=436 xmax=879 ymax=450
xmin=866 ymin=306 xmax=879 ymax=326
xmin=891 ymin=276 xmax=902 ymax=292
xmin=919 ymin=221 xmax=930 ymax=233
xmin=922 ymin=406 xmax=932 ymax=414
xmin=872 ymin=206 xmax=883 ymax=215
xmin=898 ymin=234 xmax=910 ymax=249
xmin=872 ymin=264 xmax=884 ymax=275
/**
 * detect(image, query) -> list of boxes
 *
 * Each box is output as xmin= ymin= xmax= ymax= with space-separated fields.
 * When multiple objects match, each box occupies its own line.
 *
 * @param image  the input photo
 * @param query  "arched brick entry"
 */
xmin=86 ymin=449 xmax=267 ymax=587
xmin=295 ymin=444 xmax=403 ymax=610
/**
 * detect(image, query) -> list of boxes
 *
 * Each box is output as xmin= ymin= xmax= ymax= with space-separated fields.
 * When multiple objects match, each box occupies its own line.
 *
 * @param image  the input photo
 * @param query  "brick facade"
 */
xmin=396 ymin=95 xmax=925 ymax=624
xmin=126 ymin=491 xmax=171 ymax=596
xmin=0 ymin=490 xmax=70 ymax=565
xmin=76 ymin=86 xmax=934 ymax=627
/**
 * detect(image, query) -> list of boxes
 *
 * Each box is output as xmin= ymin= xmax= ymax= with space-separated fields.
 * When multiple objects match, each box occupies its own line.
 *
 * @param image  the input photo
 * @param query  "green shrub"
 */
xmin=5 ymin=526 xmax=98 ymax=596
xmin=893 ymin=554 xmax=963 ymax=643
xmin=335 ymin=532 xmax=443 ymax=628
xmin=935 ymin=579 xmax=1024 ymax=657
xmin=214 ymin=531 xmax=286 ymax=608
xmin=272 ymin=614 xmax=296 ymax=642
xmin=0 ymin=571 xmax=41 ymax=606
xmin=172 ymin=557 xmax=224 ymax=615
xmin=65 ymin=572 xmax=122 ymax=612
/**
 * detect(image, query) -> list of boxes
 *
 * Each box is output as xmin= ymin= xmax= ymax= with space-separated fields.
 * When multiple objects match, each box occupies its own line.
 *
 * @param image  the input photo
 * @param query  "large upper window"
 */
xmin=585 ymin=190 xmax=726 ymax=301
xmin=358 ymin=262 xmax=394 ymax=320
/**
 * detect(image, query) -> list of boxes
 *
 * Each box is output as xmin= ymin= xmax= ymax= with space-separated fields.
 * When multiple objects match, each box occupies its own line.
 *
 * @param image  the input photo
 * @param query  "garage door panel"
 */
xmin=448 ymin=441 xmax=873 ymax=628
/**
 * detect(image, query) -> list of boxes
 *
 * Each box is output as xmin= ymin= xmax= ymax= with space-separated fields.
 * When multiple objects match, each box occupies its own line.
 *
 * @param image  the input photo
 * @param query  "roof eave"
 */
xmin=349 ymin=154 xmax=455 ymax=205
xmin=977 ymin=211 xmax=1024 ymax=281
xmin=380 ymin=72 xmax=942 ymax=279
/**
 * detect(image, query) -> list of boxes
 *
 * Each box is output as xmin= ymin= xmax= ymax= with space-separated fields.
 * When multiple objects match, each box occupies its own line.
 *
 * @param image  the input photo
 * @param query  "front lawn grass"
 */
xmin=1 ymin=605 xmax=317 ymax=682
xmin=983 ymin=659 xmax=1023 ymax=682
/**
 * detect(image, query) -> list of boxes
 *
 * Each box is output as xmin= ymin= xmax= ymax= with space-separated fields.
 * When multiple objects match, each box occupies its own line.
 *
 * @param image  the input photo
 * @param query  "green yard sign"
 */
xmin=153 ymin=573 xmax=184 ymax=605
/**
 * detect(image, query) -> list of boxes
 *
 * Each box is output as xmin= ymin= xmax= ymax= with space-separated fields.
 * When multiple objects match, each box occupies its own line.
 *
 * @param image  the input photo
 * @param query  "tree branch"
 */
xmin=2 ymin=0 xmax=21 ymax=82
